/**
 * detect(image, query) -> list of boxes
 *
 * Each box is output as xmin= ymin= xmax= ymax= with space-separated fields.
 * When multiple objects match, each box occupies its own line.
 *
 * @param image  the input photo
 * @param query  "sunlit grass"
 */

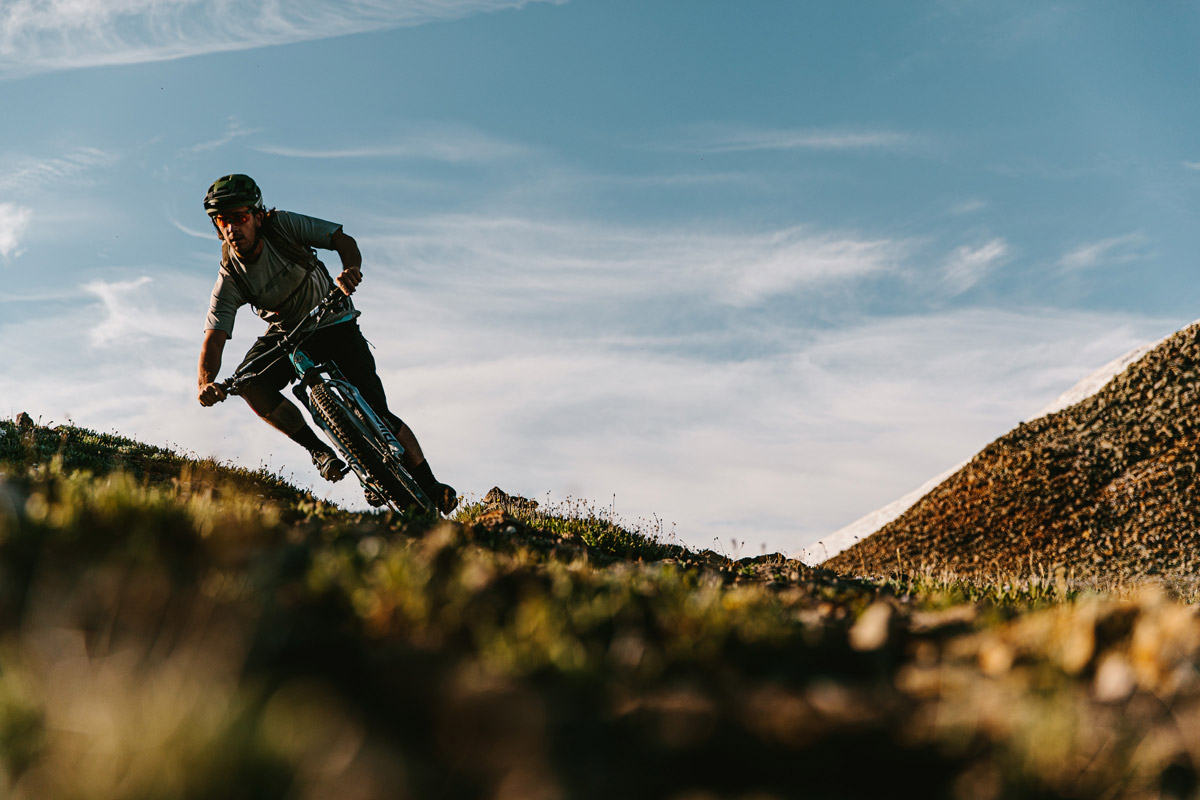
xmin=3 ymin=415 xmax=1200 ymax=798
xmin=454 ymin=492 xmax=687 ymax=563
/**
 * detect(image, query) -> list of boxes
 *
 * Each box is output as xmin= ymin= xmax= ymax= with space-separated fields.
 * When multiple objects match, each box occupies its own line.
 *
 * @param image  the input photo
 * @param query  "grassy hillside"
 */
xmin=2 ymin=415 xmax=1199 ymax=799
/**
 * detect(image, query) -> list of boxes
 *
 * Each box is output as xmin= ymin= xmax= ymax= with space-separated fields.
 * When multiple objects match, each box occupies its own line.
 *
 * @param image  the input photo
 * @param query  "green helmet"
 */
xmin=204 ymin=174 xmax=263 ymax=216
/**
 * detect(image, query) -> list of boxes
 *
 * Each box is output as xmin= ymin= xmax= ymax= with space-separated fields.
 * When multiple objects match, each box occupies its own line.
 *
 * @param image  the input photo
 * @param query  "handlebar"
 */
xmin=217 ymin=288 xmax=349 ymax=396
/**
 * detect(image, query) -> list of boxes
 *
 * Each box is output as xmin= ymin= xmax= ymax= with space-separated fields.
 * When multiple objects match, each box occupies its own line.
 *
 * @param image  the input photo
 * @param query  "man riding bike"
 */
xmin=195 ymin=173 xmax=457 ymax=514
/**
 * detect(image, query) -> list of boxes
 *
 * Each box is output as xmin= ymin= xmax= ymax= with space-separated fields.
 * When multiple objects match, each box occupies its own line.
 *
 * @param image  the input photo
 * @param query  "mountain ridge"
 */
xmin=799 ymin=333 xmax=1171 ymax=566
xmin=822 ymin=319 xmax=1200 ymax=586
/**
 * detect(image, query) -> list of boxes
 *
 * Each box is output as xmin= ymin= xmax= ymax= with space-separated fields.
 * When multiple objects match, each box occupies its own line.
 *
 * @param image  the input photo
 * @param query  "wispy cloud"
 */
xmin=0 ymin=0 xmax=566 ymax=78
xmin=0 ymin=203 xmax=32 ymax=259
xmin=949 ymin=198 xmax=988 ymax=215
xmin=168 ymin=214 xmax=216 ymax=241
xmin=360 ymin=215 xmax=907 ymax=309
xmin=941 ymin=237 xmax=1010 ymax=294
xmin=0 ymin=147 xmax=114 ymax=193
xmin=189 ymin=117 xmax=263 ymax=153
xmin=1058 ymin=232 xmax=1149 ymax=270
xmin=667 ymin=124 xmax=925 ymax=155
xmin=717 ymin=229 xmax=905 ymax=306
xmin=82 ymin=276 xmax=192 ymax=347
xmin=256 ymin=125 xmax=533 ymax=164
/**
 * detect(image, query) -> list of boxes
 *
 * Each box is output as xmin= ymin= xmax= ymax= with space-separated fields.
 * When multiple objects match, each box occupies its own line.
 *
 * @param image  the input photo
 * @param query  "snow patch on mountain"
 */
xmin=795 ymin=462 xmax=964 ymax=567
xmin=1032 ymin=339 xmax=1162 ymax=418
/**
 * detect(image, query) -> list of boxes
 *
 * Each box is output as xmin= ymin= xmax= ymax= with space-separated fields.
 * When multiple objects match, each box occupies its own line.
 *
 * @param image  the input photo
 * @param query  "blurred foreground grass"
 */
xmin=2 ymin=417 xmax=1200 ymax=799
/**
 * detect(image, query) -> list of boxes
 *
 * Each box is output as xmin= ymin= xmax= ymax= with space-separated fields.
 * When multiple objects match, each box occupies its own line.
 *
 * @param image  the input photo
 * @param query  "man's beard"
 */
xmin=231 ymin=231 xmax=260 ymax=260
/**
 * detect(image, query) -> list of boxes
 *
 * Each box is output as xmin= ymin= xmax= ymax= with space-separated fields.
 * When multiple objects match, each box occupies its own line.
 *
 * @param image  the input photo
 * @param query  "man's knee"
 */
xmin=240 ymin=383 xmax=278 ymax=417
xmin=242 ymin=388 xmax=304 ymax=434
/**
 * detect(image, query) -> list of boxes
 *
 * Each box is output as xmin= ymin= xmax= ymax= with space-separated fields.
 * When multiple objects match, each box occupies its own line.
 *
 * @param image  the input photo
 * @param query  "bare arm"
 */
xmin=197 ymin=328 xmax=229 ymax=406
xmin=330 ymin=229 xmax=363 ymax=295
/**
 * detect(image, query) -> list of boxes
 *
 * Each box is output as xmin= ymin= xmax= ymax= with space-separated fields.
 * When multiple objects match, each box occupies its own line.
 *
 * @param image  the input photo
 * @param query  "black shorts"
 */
xmin=237 ymin=320 xmax=404 ymax=430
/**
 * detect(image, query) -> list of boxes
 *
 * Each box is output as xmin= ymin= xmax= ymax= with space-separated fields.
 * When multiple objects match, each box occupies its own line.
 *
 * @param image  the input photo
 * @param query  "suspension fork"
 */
xmin=289 ymin=349 xmax=407 ymax=462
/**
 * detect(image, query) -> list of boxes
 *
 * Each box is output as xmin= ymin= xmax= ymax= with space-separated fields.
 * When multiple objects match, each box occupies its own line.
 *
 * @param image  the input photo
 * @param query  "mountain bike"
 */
xmin=219 ymin=288 xmax=435 ymax=514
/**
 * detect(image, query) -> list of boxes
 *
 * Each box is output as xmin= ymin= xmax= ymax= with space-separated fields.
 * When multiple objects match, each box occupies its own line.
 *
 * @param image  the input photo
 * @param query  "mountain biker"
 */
xmin=195 ymin=173 xmax=457 ymax=514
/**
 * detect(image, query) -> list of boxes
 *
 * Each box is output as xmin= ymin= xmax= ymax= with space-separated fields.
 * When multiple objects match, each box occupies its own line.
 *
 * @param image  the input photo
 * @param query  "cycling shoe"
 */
xmin=311 ymin=449 xmax=347 ymax=482
xmin=435 ymin=483 xmax=459 ymax=515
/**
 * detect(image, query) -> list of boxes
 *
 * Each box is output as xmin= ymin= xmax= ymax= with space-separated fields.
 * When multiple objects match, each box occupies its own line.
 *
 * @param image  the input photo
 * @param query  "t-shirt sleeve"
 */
xmin=204 ymin=273 xmax=245 ymax=338
xmin=273 ymin=210 xmax=342 ymax=250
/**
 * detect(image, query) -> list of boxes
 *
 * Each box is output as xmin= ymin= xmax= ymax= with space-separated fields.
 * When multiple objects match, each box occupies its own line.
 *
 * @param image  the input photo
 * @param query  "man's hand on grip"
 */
xmin=198 ymin=382 xmax=227 ymax=407
xmin=336 ymin=266 xmax=362 ymax=296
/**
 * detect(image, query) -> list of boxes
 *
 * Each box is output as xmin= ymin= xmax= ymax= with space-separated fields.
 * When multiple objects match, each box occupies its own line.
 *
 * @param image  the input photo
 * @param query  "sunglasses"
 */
xmin=213 ymin=210 xmax=255 ymax=226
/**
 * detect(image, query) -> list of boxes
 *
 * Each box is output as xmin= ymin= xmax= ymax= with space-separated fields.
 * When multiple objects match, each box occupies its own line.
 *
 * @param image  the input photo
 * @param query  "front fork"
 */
xmin=289 ymin=350 xmax=408 ymax=483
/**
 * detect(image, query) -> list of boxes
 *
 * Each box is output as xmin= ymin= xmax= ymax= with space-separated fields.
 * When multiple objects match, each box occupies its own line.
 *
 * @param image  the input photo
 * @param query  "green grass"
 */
xmin=1 ymin=416 xmax=1196 ymax=799
xmin=454 ymin=492 xmax=689 ymax=563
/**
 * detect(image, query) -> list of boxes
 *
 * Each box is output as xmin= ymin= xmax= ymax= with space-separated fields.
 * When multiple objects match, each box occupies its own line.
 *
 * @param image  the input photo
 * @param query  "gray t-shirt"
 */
xmin=204 ymin=209 xmax=356 ymax=338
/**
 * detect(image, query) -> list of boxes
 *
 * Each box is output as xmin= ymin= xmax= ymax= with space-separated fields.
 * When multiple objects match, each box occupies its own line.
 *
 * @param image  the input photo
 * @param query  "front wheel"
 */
xmin=308 ymin=383 xmax=433 ymax=513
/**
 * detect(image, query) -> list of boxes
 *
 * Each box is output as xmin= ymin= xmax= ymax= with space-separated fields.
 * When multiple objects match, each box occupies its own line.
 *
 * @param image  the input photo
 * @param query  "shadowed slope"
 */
xmin=10 ymin=416 xmax=1200 ymax=797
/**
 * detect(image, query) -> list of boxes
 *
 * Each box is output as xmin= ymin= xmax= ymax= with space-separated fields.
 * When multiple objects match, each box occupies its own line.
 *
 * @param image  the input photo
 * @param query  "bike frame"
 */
xmin=221 ymin=289 xmax=432 ymax=513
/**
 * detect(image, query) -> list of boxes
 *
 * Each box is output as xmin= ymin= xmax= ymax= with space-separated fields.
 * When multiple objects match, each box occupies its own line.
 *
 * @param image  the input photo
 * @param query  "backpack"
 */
xmin=219 ymin=210 xmax=332 ymax=323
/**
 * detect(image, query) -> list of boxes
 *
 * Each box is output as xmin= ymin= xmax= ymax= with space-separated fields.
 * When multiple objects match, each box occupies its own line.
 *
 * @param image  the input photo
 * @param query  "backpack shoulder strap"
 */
xmin=261 ymin=210 xmax=326 ymax=274
xmin=260 ymin=211 xmax=335 ymax=312
xmin=219 ymin=240 xmax=257 ymax=307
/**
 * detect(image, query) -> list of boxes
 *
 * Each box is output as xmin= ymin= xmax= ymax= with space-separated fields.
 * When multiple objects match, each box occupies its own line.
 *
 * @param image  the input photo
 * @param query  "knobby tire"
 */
xmin=308 ymin=383 xmax=428 ymax=513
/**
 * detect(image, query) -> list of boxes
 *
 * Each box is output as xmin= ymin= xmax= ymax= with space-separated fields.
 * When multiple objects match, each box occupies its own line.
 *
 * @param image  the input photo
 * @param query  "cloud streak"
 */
xmin=1059 ymin=232 xmax=1148 ymax=271
xmin=188 ymin=117 xmax=263 ymax=154
xmin=941 ymin=238 xmax=1009 ymax=295
xmin=0 ymin=147 xmax=114 ymax=193
xmin=667 ymin=124 xmax=925 ymax=155
xmin=82 ymin=276 xmax=193 ymax=347
xmin=256 ymin=125 xmax=533 ymax=164
xmin=361 ymin=214 xmax=908 ymax=311
xmin=0 ymin=0 xmax=566 ymax=77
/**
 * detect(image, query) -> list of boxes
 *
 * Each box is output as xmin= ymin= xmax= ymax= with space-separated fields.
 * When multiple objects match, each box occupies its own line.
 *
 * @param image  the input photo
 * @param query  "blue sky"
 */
xmin=1 ymin=0 xmax=1196 ymax=555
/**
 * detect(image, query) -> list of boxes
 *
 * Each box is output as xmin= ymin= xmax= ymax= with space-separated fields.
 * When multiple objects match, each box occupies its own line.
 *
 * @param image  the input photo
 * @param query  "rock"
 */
xmin=483 ymin=487 xmax=539 ymax=512
xmin=474 ymin=509 xmax=521 ymax=534
xmin=1094 ymin=653 xmax=1136 ymax=702
xmin=849 ymin=602 xmax=893 ymax=651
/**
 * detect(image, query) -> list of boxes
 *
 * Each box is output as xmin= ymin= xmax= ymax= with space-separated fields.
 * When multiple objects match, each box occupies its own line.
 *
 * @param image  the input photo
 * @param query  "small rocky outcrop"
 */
xmin=483 ymin=486 xmax=539 ymax=513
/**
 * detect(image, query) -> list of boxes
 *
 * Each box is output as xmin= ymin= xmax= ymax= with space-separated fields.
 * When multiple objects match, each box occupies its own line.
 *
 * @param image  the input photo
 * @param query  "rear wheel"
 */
xmin=308 ymin=383 xmax=432 ymax=513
